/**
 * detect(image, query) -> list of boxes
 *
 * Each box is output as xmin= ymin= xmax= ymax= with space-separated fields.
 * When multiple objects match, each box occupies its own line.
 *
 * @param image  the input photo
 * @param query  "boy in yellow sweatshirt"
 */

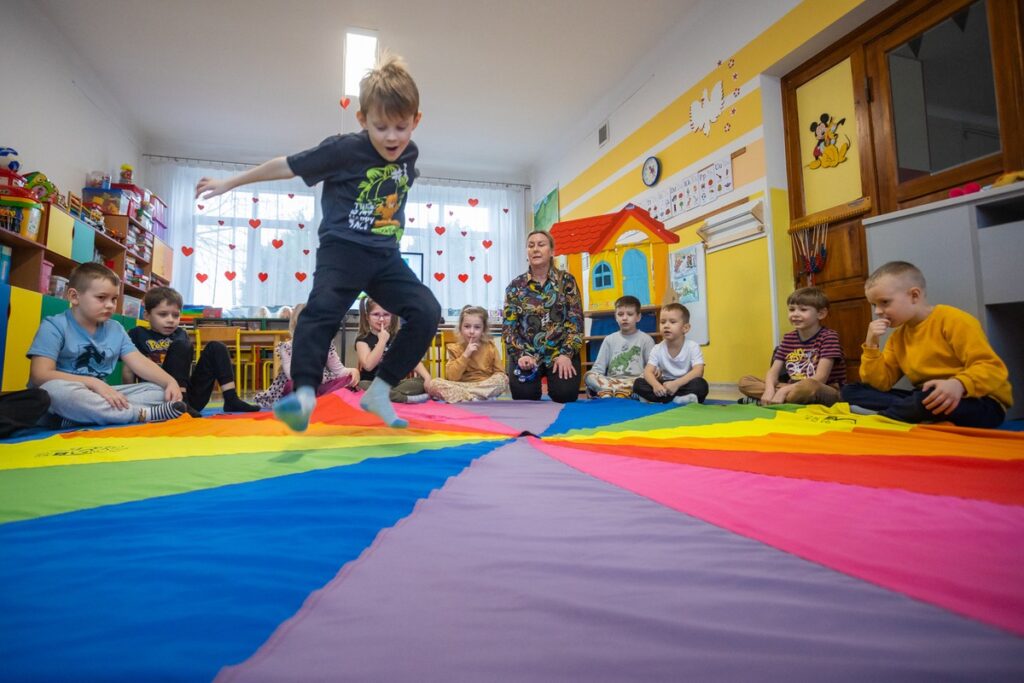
xmin=841 ymin=261 xmax=1011 ymax=428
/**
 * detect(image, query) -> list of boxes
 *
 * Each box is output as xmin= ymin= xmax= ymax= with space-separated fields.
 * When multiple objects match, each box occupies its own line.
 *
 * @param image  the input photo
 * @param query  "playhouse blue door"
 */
xmin=621 ymin=249 xmax=650 ymax=305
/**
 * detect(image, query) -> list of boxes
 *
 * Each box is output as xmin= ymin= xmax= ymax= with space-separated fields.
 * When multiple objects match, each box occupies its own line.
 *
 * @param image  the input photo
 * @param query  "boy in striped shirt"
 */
xmin=738 ymin=287 xmax=846 ymax=406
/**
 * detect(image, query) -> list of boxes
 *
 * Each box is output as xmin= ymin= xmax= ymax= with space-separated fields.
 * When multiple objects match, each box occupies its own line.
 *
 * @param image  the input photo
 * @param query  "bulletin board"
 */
xmin=667 ymin=243 xmax=708 ymax=345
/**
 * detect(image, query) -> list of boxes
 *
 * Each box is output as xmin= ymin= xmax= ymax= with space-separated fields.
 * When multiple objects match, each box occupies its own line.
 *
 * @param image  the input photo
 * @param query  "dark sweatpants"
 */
xmin=632 ymin=376 xmax=710 ymax=404
xmin=292 ymin=238 xmax=441 ymax=391
xmin=841 ymin=383 xmax=1005 ymax=428
xmin=508 ymin=355 xmax=582 ymax=404
xmin=162 ymin=339 xmax=234 ymax=411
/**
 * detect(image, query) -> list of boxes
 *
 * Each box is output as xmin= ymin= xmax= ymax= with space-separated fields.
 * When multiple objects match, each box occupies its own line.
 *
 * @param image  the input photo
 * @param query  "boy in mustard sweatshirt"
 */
xmin=841 ymin=261 xmax=1011 ymax=428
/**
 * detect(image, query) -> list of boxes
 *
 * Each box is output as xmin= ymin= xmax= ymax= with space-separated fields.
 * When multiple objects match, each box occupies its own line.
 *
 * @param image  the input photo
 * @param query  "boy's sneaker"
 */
xmin=672 ymin=393 xmax=699 ymax=406
xmin=737 ymin=396 xmax=760 ymax=405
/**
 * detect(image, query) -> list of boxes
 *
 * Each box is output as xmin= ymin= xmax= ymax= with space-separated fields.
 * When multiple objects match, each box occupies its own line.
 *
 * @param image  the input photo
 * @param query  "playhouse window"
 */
xmin=593 ymin=262 xmax=613 ymax=290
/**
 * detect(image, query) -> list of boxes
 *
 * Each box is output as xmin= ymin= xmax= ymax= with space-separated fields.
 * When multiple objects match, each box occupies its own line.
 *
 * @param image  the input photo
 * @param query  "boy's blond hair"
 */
xmin=787 ymin=287 xmax=829 ymax=311
xmin=866 ymin=261 xmax=927 ymax=291
xmin=68 ymin=262 xmax=120 ymax=293
xmin=360 ymin=52 xmax=420 ymax=120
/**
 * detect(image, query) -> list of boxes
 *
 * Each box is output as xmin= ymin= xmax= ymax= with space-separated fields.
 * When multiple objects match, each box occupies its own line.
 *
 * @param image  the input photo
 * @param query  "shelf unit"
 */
xmin=0 ymin=203 xmax=172 ymax=316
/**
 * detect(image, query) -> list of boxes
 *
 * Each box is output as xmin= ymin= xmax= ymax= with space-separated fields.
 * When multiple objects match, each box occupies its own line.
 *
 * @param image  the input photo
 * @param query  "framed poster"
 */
xmin=533 ymin=186 xmax=559 ymax=232
xmin=668 ymin=243 xmax=708 ymax=344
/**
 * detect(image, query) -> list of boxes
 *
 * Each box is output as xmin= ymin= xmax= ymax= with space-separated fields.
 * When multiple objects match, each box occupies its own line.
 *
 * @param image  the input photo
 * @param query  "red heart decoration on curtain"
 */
xmin=303 ymin=249 xmax=310 ymax=255
xmin=460 ymin=231 xmax=467 ymax=237
xmin=295 ymin=272 xmax=308 ymax=282
xmin=258 ymin=272 xmax=269 ymax=282
xmin=225 ymin=271 xmax=236 ymax=281
xmin=228 ymin=244 xmax=236 ymax=250
xmin=434 ymin=226 xmax=445 ymax=235
xmin=197 ymin=204 xmax=204 ymax=211
xmin=288 ymin=193 xmax=295 ymax=198
xmin=408 ymin=217 xmax=414 ymax=223
xmin=298 ymin=223 xmax=305 ymax=229
xmin=436 ymin=250 xmax=443 ymax=256
xmin=426 ymin=203 xmax=432 ymax=208
xmin=218 ymin=220 xmax=225 ymax=226
xmin=181 ymin=246 xmax=194 ymax=256
xmin=249 ymin=219 xmax=261 ymax=229
xmin=195 ymin=273 xmax=208 ymax=283
xmin=340 ymin=97 xmax=351 ymax=109
xmin=469 ymin=255 xmax=476 ymax=261
xmin=503 ymin=208 xmax=509 ymax=214
xmin=467 ymin=198 xmax=479 ymax=207
xmin=433 ymin=272 xmax=445 ymax=281
xmin=482 ymin=240 xmax=493 ymax=249
xmin=272 ymin=239 xmax=284 ymax=249
xmin=483 ymin=274 xmax=493 ymax=283
xmin=458 ymin=273 xmax=469 ymax=282
xmin=252 ymin=197 xmax=259 ymax=203
xmin=449 ymin=211 xmax=454 ymax=216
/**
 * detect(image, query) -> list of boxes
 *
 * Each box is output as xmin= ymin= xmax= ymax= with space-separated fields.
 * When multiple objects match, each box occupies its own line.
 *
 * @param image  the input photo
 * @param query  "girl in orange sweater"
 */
xmin=428 ymin=306 xmax=509 ymax=403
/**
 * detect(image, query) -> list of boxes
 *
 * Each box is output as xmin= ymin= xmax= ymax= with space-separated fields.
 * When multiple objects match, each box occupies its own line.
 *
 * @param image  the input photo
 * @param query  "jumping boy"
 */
xmin=195 ymin=53 xmax=440 ymax=431
xmin=841 ymin=261 xmax=1011 ymax=427
xmin=633 ymin=303 xmax=709 ymax=405
xmin=584 ymin=295 xmax=655 ymax=398
xmin=27 ymin=262 xmax=188 ymax=427
xmin=737 ymin=286 xmax=846 ymax=405
xmin=125 ymin=286 xmax=259 ymax=413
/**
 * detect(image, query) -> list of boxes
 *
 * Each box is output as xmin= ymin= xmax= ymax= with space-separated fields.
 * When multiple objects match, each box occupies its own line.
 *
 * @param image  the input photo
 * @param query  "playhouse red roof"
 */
xmin=549 ymin=205 xmax=679 ymax=256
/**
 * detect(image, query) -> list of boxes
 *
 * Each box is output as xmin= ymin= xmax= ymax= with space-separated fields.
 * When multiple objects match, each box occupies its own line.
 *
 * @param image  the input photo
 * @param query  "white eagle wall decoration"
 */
xmin=689 ymin=81 xmax=724 ymax=136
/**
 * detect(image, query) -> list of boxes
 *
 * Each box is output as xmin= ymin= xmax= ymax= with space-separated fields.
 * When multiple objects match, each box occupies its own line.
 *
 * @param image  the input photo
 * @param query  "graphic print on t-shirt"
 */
xmin=784 ymin=347 xmax=818 ymax=381
xmin=349 ymin=163 xmax=411 ymax=239
xmin=75 ymin=344 xmax=109 ymax=377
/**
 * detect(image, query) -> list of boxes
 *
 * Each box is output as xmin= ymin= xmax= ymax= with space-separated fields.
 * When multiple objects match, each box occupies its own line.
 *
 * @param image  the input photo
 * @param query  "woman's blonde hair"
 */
xmin=357 ymin=297 xmax=400 ymax=337
xmin=457 ymin=305 xmax=492 ymax=345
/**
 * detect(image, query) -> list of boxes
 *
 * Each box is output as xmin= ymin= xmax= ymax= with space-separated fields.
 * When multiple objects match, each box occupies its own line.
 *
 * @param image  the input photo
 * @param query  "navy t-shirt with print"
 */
xmin=128 ymin=325 xmax=189 ymax=364
xmin=286 ymin=131 xmax=418 ymax=249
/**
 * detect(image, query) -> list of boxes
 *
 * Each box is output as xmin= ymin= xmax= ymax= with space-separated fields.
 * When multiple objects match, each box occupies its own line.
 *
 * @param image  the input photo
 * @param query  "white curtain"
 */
xmin=146 ymin=158 xmax=527 ymax=318
xmin=402 ymin=180 xmax=527 ymax=320
xmin=146 ymin=157 xmax=321 ymax=312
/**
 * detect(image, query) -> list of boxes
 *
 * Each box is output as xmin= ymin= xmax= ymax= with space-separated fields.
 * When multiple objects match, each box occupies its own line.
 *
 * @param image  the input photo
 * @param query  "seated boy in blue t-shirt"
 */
xmin=28 ymin=263 xmax=188 ymax=427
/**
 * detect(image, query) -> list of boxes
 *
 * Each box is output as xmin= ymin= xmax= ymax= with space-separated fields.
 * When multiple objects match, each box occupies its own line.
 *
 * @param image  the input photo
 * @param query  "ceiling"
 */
xmin=38 ymin=0 xmax=701 ymax=184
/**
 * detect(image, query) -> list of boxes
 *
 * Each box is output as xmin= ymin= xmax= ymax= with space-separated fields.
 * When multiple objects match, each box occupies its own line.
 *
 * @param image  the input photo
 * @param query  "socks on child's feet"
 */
xmin=145 ymin=401 xmax=188 ymax=423
xmin=222 ymin=388 xmax=260 ymax=413
xmin=274 ymin=386 xmax=316 ymax=432
xmin=405 ymin=393 xmax=430 ymax=405
xmin=360 ymin=377 xmax=408 ymax=428
xmin=672 ymin=393 xmax=699 ymax=406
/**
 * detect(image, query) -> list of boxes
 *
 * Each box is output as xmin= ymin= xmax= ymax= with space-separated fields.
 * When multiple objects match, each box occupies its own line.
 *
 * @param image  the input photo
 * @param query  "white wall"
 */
xmin=0 ymin=0 xmax=141 ymax=193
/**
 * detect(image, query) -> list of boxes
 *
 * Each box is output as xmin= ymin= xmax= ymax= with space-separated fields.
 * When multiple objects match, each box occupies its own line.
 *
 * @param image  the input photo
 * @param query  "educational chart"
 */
xmin=667 ymin=242 xmax=708 ymax=344
xmin=646 ymin=156 xmax=732 ymax=223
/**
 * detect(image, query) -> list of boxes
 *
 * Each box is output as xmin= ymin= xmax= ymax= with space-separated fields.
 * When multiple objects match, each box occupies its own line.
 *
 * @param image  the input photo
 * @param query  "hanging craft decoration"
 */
xmin=225 ymin=271 xmax=237 ymax=281
xmin=258 ymin=272 xmax=269 ymax=282
xmin=249 ymin=219 xmax=261 ymax=229
xmin=468 ymin=198 xmax=479 ymax=207
xmin=295 ymin=272 xmax=308 ymax=282
xmin=181 ymin=246 xmax=194 ymax=256
xmin=195 ymin=273 xmax=208 ymax=283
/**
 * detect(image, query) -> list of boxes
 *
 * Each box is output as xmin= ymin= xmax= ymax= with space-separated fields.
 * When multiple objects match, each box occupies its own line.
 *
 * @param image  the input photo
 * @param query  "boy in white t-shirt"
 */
xmin=633 ymin=303 xmax=709 ymax=405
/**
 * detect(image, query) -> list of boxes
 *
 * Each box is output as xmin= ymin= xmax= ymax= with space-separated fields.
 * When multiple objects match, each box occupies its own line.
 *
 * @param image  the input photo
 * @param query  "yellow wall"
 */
xmin=3 ymin=287 xmax=42 ymax=392
xmin=544 ymin=0 xmax=867 ymax=384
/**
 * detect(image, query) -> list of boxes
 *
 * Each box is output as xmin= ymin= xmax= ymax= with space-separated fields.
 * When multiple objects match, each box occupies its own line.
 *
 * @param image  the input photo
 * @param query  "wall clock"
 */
xmin=642 ymin=156 xmax=661 ymax=187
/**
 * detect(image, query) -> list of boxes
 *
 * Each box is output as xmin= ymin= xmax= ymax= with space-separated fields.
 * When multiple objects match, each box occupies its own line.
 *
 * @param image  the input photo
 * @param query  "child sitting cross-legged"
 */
xmin=125 ymin=286 xmax=259 ymax=413
xmin=427 ymin=305 xmax=509 ymax=403
xmin=737 ymin=286 xmax=846 ymax=406
xmin=254 ymin=303 xmax=360 ymax=410
xmin=28 ymin=263 xmax=188 ymax=427
xmin=841 ymin=261 xmax=1011 ymax=428
xmin=355 ymin=297 xmax=432 ymax=404
xmin=633 ymin=303 xmax=709 ymax=405
xmin=584 ymin=295 xmax=655 ymax=399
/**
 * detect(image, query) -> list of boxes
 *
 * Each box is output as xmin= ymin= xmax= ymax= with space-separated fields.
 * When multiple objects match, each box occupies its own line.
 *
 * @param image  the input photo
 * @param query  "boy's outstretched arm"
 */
xmin=196 ymin=157 xmax=295 ymax=199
